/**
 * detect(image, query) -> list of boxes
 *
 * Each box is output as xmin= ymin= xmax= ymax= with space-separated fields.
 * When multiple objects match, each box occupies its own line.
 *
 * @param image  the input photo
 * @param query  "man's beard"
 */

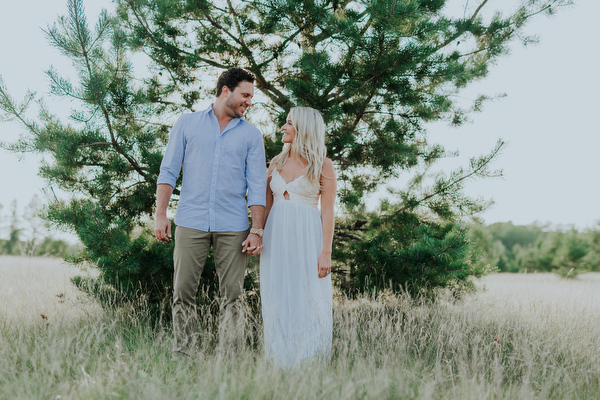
xmin=225 ymin=96 xmax=246 ymax=118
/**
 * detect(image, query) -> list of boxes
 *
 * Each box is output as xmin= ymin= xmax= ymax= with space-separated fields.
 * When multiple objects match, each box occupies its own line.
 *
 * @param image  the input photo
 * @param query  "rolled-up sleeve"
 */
xmin=157 ymin=115 xmax=186 ymax=188
xmin=246 ymin=130 xmax=267 ymax=207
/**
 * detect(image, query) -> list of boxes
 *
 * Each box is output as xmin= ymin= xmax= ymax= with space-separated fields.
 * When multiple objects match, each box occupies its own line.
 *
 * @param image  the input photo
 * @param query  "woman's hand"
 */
xmin=317 ymin=251 xmax=331 ymax=278
xmin=242 ymin=233 xmax=263 ymax=256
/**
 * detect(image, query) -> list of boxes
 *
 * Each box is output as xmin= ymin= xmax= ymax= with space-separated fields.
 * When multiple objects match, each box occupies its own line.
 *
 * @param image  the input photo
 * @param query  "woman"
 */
xmin=260 ymin=106 xmax=336 ymax=367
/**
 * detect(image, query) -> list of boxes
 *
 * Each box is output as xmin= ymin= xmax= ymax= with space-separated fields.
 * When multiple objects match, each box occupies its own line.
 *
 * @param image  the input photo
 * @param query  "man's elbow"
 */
xmin=249 ymin=202 xmax=267 ymax=209
xmin=157 ymin=172 xmax=177 ymax=188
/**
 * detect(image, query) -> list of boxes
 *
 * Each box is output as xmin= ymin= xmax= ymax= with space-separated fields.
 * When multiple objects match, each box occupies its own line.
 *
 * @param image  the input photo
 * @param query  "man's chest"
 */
xmin=185 ymin=128 xmax=249 ymax=162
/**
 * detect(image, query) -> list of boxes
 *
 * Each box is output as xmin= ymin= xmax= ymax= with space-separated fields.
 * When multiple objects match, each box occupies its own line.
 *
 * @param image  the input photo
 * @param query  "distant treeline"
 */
xmin=0 ymin=235 xmax=76 ymax=258
xmin=0 ymin=196 xmax=79 ymax=258
xmin=470 ymin=222 xmax=600 ymax=276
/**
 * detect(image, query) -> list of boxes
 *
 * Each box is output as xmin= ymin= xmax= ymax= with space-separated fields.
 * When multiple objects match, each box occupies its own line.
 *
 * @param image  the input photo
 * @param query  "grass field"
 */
xmin=1 ymin=255 xmax=600 ymax=399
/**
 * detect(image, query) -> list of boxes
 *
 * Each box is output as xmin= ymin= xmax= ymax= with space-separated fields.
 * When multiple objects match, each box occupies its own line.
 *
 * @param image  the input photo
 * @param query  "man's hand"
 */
xmin=155 ymin=214 xmax=172 ymax=242
xmin=317 ymin=251 xmax=332 ymax=278
xmin=242 ymin=233 xmax=263 ymax=256
xmin=155 ymin=184 xmax=174 ymax=242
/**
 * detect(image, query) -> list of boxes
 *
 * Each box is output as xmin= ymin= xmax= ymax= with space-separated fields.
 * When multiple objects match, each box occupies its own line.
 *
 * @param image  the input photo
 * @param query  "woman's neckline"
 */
xmin=275 ymin=170 xmax=305 ymax=185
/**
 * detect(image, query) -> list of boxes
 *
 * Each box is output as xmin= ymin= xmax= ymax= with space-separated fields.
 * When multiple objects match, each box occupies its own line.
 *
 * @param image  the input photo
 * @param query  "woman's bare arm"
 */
xmin=318 ymin=158 xmax=337 ymax=278
xmin=263 ymin=157 xmax=279 ymax=227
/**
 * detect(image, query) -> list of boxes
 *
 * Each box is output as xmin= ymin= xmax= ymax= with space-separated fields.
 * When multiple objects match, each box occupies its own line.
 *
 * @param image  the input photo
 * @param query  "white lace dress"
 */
xmin=260 ymin=170 xmax=333 ymax=367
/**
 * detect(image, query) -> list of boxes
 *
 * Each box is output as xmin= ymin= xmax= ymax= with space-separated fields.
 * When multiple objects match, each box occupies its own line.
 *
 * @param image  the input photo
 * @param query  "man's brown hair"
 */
xmin=216 ymin=68 xmax=255 ymax=97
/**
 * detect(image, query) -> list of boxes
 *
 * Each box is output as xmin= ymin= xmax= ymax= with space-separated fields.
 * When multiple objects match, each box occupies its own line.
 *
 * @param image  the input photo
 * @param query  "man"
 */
xmin=154 ymin=67 xmax=266 ymax=356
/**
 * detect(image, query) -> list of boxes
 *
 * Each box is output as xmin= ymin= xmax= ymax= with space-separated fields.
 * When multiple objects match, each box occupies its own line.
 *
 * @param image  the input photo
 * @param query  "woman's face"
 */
xmin=281 ymin=113 xmax=295 ymax=144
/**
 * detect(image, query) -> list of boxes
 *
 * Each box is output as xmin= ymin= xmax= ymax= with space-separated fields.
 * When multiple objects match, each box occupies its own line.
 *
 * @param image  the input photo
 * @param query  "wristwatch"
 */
xmin=250 ymin=228 xmax=264 ymax=238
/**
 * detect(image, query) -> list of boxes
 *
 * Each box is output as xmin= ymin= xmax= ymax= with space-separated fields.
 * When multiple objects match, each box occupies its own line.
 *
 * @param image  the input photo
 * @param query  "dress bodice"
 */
xmin=270 ymin=170 xmax=319 ymax=209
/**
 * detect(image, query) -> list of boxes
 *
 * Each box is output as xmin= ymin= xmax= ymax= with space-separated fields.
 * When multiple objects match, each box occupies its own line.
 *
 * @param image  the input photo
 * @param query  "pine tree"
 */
xmin=0 ymin=0 xmax=572 ymax=311
xmin=1 ymin=0 xmax=178 ymax=310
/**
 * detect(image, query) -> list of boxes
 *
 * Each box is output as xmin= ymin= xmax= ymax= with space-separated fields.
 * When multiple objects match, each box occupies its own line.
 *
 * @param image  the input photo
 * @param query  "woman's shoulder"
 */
xmin=321 ymin=157 xmax=335 ymax=173
xmin=267 ymin=155 xmax=281 ymax=174
xmin=320 ymin=158 xmax=336 ymax=183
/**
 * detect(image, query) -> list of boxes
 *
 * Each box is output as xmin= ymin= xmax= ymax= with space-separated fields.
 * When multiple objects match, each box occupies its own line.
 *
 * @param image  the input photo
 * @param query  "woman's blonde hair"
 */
xmin=271 ymin=106 xmax=327 ymax=189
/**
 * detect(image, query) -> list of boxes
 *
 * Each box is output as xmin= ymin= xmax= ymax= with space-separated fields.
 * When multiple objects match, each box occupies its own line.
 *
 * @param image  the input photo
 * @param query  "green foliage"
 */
xmin=0 ymin=0 xmax=572 ymax=314
xmin=334 ymin=142 xmax=503 ymax=297
xmin=1 ymin=0 xmax=182 ymax=311
xmin=33 ymin=236 xmax=75 ymax=257
xmin=113 ymin=0 xmax=571 ymax=203
xmin=340 ymin=212 xmax=487 ymax=297
xmin=470 ymin=222 xmax=600 ymax=276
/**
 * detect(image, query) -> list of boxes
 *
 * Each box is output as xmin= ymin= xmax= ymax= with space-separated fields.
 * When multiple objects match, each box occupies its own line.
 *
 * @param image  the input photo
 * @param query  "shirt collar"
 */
xmin=207 ymin=103 xmax=245 ymax=119
xmin=206 ymin=103 xmax=245 ymax=133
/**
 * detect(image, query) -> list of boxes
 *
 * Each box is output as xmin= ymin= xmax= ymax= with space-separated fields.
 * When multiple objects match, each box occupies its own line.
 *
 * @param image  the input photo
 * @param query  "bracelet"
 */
xmin=250 ymin=228 xmax=264 ymax=238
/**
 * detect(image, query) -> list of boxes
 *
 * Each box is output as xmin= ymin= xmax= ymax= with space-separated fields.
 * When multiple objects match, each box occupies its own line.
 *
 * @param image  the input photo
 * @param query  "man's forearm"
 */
xmin=249 ymin=205 xmax=265 ymax=229
xmin=156 ymin=184 xmax=174 ymax=216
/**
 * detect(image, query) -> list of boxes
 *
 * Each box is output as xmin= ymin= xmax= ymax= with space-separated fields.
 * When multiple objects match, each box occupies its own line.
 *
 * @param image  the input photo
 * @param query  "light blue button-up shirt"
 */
xmin=157 ymin=105 xmax=267 ymax=232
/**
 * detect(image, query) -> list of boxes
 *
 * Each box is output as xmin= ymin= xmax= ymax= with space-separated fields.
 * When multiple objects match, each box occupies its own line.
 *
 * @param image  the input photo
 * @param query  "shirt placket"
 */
xmin=208 ymin=131 xmax=222 ymax=231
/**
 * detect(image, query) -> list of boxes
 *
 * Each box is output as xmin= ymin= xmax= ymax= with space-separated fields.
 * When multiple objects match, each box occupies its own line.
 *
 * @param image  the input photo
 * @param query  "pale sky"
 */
xmin=1 ymin=0 xmax=599 ymax=233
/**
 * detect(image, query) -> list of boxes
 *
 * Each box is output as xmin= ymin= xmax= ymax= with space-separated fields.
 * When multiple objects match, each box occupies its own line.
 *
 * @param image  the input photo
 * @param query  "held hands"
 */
xmin=242 ymin=233 xmax=263 ymax=256
xmin=154 ymin=214 xmax=172 ymax=242
xmin=318 ymin=251 xmax=332 ymax=278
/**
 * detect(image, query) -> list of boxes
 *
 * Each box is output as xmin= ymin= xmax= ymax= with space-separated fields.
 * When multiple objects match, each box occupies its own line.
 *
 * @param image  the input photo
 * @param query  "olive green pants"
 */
xmin=172 ymin=226 xmax=248 ymax=355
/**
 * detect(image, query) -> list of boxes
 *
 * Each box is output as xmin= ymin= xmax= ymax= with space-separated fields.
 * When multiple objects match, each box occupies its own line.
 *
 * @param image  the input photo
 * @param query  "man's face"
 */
xmin=224 ymin=81 xmax=254 ymax=118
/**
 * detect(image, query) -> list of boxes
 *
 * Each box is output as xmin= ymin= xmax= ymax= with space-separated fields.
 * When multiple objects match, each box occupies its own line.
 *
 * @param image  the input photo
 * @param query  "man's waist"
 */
xmin=173 ymin=213 xmax=250 ymax=232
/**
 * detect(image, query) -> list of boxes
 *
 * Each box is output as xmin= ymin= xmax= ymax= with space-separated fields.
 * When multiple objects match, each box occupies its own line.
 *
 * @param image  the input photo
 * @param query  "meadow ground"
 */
xmin=1 ymin=255 xmax=599 ymax=399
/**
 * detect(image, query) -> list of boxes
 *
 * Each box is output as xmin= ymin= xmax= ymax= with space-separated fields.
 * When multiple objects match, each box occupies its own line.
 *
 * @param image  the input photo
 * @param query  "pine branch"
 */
xmin=438 ymin=228 xmax=466 ymax=255
xmin=87 ymin=10 xmax=112 ymax=51
xmin=395 ymin=140 xmax=505 ymax=216
xmin=198 ymin=3 xmax=293 ymax=109
xmin=520 ymin=0 xmax=572 ymax=20
xmin=334 ymin=230 xmax=363 ymax=241
xmin=255 ymin=25 xmax=307 ymax=69
xmin=0 ymin=80 xmax=41 ymax=140
xmin=53 ymin=0 xmax=155 ymax=187
xmin=434 ymin=0 xmax=490 ymax=52
xmin=125 ymin=0 xmax=228 ymax=70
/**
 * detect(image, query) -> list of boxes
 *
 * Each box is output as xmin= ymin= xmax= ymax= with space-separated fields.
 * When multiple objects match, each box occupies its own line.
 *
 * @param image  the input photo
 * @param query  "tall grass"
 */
xmin=1 ymin=256 xmax=599 ymax=399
